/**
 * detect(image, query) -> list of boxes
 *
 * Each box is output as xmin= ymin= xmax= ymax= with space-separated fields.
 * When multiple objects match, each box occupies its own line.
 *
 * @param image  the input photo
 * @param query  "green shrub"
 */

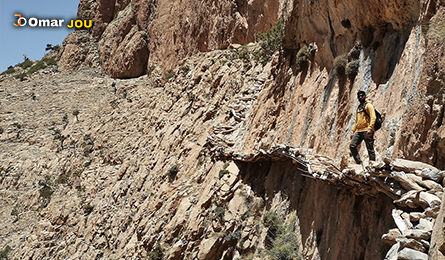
xmin=45 ymin=44 xmax=61 ymax=52
xmin=146 ymin=65 xmax=156 ymax=76
xmin=345 ymin=60 xmax=360 ymax=81
xmin=188 ymin=94 xmax=195 ymax=102
xmin=56 ymin=173 xmax=69 ymax=184
xmin=84 ymin=2 xmax=92 ymax=10
xmin=0 ymin=245 xmax=12 ymax=260
xmin=296 ymin=45 xmax=310 ymax=70
xmin=168 ymin=164 xmax=179 ymax=180
xmin=27 ymin=60 xmax=47 ymax=75
xmin=214 ymin=206 xmax=225 ymax=221
xmin=148 ymin=243 xmax=163 ymax=260
xmin=83 ymin=204 xmax=94 ymax=215
xmin=164 ymin=69 xmax=174 ymax=80
xmin=254 ymin=19 xmax=285 ymax=63
xmin=333 ymin=53 xmax=348 ymax=77
xmin=43 ymin=56 xmax=57 ymax=66
xmin=263 ymin=210 xmax=282 ymax=229
xmin=1 ymin=66 xmax=15 ymax=75
xmin=219 ymin=169 xmax=229 ymax=179
xmin=11 ymin=204 xmax=19 ymax=216
xmin=73 ymin=169 xmax=83 ymax=177
xmin=179 ymin=65 xmax=190 ymax=73
xmin=73 ymin=109 xmax=80 ymax=121
xmin=12 ymin=122 xmax=22 ymax=129
xmin=18 ymin=59 xmax=33 ymax=69
xmin=15 ymin=72 xmax=27 ymax=81
xmin=232 ymin=45 xmax=250 ymax=61
xmin=62 ymin=114 xmax=68 ymax=124
xmin=110 ymin=99 xmax=119 ymax=109
xmin=263 ymin=212 xmax=302 ymax=260
xmin=39 ymin=186 xmax=54 ymax=199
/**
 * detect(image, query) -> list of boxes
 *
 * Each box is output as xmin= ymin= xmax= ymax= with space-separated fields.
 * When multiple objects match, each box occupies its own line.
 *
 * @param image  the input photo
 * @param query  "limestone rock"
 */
xmin=397 ymin=247 xmax=428 ymax=260
xmin=396 ymin=237 xmax=426 ymax=252
xmin=402 ymin=229 xmax=432 ymax=241
xmin=382 ymin=228 xmax=402 ymax=244
xmin=392 ymin=159 xmax=440 ymax=174
xmin=420 ymin=168 xmax=443 ymax=183
xmin=385 ymin=242 xmax=400 ymax=260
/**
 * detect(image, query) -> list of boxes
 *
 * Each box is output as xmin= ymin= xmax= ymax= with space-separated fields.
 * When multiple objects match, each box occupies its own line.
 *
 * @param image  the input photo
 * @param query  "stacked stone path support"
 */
xmin=206 ymin=142 xmax=445 ymax=259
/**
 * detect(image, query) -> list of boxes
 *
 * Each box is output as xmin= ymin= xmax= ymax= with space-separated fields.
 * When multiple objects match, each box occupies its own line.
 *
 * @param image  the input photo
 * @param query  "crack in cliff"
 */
xmin=327 ymin=11 xmax=337 ymax=58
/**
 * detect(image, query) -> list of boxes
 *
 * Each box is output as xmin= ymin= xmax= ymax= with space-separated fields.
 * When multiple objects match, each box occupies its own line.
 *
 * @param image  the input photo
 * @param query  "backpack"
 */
xmin=362 ymin=103 xmax=383 ymax=131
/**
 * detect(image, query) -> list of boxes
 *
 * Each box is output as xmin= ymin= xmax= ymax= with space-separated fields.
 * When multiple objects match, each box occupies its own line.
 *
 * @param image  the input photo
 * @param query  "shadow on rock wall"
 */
xmin=236 ymin=159 xmax=395 ymax=260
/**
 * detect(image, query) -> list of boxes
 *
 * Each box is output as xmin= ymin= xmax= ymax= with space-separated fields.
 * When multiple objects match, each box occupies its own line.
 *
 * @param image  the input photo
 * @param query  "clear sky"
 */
xmin=0 ymin=0 xmax=80 ymax=71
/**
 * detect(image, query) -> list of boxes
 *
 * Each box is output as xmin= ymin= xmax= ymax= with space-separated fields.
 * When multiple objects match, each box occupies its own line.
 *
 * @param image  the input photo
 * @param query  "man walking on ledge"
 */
xmin=350 ymin=90 xmax=376 ymax=164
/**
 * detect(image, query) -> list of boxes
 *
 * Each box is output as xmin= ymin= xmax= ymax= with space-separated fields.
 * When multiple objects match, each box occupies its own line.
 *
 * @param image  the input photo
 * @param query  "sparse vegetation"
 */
xmin=1 ymin=66 xmax=15 ymax=75
xmin=11 ymin=204 xmax=19 ymax=217
xmin=73 ymin=169 xmax=84 ymax=177
xmin=197 ymin=156 xmax=205 ymax=168
xmin=146 ymin=65 xmax=156 ymax=76
xmin=148 ymin=243 xmax=163 ymax=260
xmin=0 ymin=245 xmax=12 ymax=260
xmin=84 ymin=2 xmax=92 ymax=10
xmin=110 ymin=99 xmax=119 ymax=109
xmin=43 ymin=56 xmax=57 ymax=66
xmin=27 ymin=60 xmax=47 ymax=75
xmin=39 ymin=175 xmax=54 ymax=200
xmin=15 ymin=72 xmax=27 ymax=81
xmin=164 ymin=69 xmax=174 ymax=81
xmin=168 ymin=164 xmax=179 ymax=180
xmin=62 ymin=114 xmax=69 ymax=127
xmin=76 ymin=184 xmax=85 ymax=193
xmin=52 ymin=128 xmax=67 ymax=149
xmin=263 ymin=211 xmax=302 ymax=260
xmin=345 ymin=59 xmax=360 ymax=81
xmin=72 ymin=109 xmax=80 ymax=121
xmin=429 ymin=19 xmax=445 ymax=39
xmin=17 ymin=59 xmax=33 ymax=69
xmin=12 ymin=122 xmax=22 ymax=129
xmin=296 ymin=45 xmax=310 ymax=71
xmin=263 ymin=210 xmax=282 ymax=229
xmin=188 ymin=94 xmax=195 ymax=102
xmin=232 ymin=45 xmax=250 ymax=61
xmin=213 ymin=205 xmax=225 ymax=221
xmin=56 ymin=172 xmax=70 ymax=184
xmin=253 ymin=19 xmax=285 ymax=63
xmin=45 ymin=44 xmax=61 ymax=52
xmin=219 ymin=169 xmax=229 ymax=179
xmin=333 ymin=53 xmax=348 ymax=78
xmin=179 ymin=65 xmax=190 ymax=73
xmin=83 ymin=204 xmax=94 ymax=215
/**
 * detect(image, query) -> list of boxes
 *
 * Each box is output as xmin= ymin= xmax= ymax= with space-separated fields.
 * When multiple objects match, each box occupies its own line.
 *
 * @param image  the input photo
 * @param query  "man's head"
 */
xmin=357 ymin=90 xmax=366 ymax=103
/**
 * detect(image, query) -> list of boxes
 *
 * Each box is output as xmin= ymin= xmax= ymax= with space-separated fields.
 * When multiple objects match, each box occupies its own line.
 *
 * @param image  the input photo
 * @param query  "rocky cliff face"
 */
xmin=2 ymin=0 xmax=445 ymax=259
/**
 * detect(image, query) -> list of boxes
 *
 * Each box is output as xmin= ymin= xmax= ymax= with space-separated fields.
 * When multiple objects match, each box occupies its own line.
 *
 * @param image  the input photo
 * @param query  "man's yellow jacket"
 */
xmin=352 ymin=102 xmax=376 ymax=133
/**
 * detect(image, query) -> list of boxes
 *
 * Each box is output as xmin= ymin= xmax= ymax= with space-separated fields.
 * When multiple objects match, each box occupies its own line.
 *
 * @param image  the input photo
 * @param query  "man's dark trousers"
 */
xmin=350 ymin=131 xmax=375 ymax=164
